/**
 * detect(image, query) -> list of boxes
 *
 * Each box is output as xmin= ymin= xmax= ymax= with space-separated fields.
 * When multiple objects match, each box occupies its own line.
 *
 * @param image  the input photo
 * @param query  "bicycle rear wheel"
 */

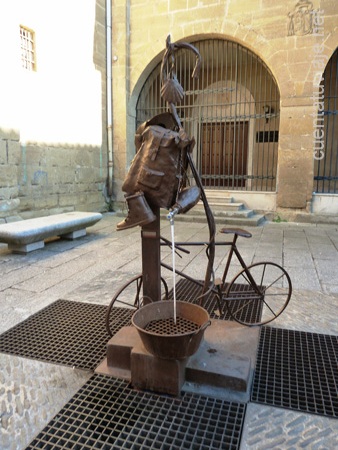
xmin=224 ymin=262 xmax=292 ymax=326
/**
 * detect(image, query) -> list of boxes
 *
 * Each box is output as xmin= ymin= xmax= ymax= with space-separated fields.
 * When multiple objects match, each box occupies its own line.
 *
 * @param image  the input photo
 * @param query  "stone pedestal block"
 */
xmin=131 ymin=343 xmax=187 ymax=396
xmin=96 ymin=326 xmax=140 ymax=380
xmin=185 ymin=320 xmax=257 ymax=394
xmin=96 ymin=320 xmax=259 ymax=399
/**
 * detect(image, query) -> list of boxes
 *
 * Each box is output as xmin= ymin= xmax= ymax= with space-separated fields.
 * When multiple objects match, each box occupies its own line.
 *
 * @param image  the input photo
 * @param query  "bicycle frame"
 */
xmin=219 ymin=234 xmax=260 ymax=294
xmin=160 ymin=232 xmax=261 ymax=303
xmin=106 ymin=231 xmax=292 ymax=334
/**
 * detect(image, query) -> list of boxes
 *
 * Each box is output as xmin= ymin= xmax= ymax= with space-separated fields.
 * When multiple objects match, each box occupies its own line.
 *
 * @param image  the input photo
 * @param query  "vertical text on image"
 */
xmin=311 ymin=9 xmax=325 ymax=161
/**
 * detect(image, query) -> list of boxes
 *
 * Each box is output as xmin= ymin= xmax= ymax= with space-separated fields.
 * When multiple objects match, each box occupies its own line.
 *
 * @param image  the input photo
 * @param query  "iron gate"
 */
xmin=314 ymin=48 xmax=338 ymax=193
xmin=136 ymin=39 xmax=280 ymax=192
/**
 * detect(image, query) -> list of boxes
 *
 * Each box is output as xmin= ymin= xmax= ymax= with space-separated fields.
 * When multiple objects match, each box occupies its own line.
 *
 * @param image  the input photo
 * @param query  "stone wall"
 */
xmin=0 ymin=0 xmax=108 ymax=223
xmin=0 ymin=129 xmax=21 ymax=221
xmin=0 ymin=130 xmax=107 ymax=222
xmin=110 ymin=0 xmax=338 ymax=216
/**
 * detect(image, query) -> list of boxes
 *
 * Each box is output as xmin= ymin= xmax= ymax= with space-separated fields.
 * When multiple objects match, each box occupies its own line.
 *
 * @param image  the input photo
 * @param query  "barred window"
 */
xmin=20 ymin=26 xmax=36 ymax=71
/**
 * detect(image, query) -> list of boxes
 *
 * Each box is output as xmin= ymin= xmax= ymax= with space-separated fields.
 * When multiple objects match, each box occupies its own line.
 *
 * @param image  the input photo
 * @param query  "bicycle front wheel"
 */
xmin=225 ymin=262 xmax=292 ymax=326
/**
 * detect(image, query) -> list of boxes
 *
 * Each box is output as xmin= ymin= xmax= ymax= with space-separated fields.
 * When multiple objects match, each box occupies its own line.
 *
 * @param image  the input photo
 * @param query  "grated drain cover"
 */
xmin=145 ymin=316 xmax=199 ymax=335
xmin=251 ymin=327 xmax=338 ymax=418
xmin=27 ymin=374 xmax=246 ymax=449
xmin=169 ymin=279 xmax=263 ymax=324
xmin=0 ymin=300 xmax=132 ymax=370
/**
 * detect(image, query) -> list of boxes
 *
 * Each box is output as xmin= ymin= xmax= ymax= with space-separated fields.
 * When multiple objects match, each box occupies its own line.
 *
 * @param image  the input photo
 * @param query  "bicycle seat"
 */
xmin=219 ymin=227 xmax=252 ymax=238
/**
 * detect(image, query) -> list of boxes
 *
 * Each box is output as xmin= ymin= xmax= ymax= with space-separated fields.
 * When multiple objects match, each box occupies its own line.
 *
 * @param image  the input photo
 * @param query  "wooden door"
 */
xmin=201 ymin=121 xmax=248 ymax=188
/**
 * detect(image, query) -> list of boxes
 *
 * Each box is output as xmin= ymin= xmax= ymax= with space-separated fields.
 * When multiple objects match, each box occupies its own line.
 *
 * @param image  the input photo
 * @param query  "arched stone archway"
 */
xmin=136 ymin=38 xmax=280 ymax=192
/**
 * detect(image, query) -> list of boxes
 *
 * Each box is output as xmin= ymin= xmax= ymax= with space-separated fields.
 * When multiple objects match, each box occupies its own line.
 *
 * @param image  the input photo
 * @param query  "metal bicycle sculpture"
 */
xmin=106 ymin=36 xmax=292 ymax=335
xmin=106 ymin=229 xmax=292 ymax=333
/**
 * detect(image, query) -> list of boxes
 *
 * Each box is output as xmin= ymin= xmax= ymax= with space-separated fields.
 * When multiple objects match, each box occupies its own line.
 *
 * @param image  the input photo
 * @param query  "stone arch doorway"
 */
xmin=136 ymin=38 xmax=280 ymax=192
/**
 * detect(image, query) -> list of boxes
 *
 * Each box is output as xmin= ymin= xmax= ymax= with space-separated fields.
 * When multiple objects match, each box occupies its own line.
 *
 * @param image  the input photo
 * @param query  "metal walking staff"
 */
xmin=162 ymin=35 xmax=216 ymax=305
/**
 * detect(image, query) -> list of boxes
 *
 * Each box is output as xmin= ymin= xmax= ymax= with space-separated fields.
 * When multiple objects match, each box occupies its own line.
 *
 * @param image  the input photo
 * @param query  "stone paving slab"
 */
xmin=0 ymin=213 xmax=337 ymax=449
xmin=0 ymin=354 xmax=91 ymax=450
xmin=269 ymin=289 xmax=338 ymax=336
xmin=240 ymin=404 xmax=338 ymax=450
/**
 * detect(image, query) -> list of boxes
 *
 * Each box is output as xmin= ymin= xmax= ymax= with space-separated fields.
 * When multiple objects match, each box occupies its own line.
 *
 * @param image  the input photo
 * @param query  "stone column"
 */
xmin=276 ymin=98 xmax=314 ymax=211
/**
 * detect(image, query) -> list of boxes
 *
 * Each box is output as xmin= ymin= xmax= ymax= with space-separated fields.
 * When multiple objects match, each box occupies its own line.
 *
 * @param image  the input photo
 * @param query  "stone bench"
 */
xmin=0 ymin=211 xmax=102 ymax=254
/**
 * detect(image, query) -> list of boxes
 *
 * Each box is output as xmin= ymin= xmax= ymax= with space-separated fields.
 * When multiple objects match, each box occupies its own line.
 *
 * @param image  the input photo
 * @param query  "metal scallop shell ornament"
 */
xmin=160 ymin=75 xmax=185 ymax=104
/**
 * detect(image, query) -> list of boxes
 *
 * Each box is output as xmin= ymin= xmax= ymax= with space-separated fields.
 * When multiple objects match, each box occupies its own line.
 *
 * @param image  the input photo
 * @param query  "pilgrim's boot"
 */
xmin=116 ymin=191 xmax=156 ymax=231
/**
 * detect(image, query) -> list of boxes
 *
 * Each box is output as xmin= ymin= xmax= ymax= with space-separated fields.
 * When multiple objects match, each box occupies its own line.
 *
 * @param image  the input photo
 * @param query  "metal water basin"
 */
xmin=131 ymin=301 xmax=211 ymax=360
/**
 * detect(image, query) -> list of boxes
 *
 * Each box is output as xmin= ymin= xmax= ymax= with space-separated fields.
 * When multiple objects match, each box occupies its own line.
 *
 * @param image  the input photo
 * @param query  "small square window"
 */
xmin=20 ymin=25 xmax=36 ymax=71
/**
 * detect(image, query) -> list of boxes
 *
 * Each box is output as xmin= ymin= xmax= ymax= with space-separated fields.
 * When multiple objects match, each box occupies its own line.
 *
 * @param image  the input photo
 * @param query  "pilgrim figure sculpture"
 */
xmin=117 ymin=37 xmax=202 ymax=231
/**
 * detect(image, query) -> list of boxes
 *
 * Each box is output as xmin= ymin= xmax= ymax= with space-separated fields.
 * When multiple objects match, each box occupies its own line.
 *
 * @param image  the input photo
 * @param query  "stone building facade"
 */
xmin=0 ymin=0 xmax=108 ymax=222
xmin=111 ymin=0 xmax=338 ymax=222
xmin=0 ymin=0 xmax=337 ymax=223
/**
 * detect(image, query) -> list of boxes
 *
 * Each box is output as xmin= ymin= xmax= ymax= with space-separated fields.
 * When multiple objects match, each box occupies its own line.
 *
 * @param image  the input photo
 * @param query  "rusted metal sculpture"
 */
xmin=117 ymin=36 xmax=202 ymax=231
xmin=160 ymin=36 xmax=216 ymax=300
xmin=117 ymin=35 xmax=215 ymax=304
xmin=160 ymin=35 xmax=201 ymax=124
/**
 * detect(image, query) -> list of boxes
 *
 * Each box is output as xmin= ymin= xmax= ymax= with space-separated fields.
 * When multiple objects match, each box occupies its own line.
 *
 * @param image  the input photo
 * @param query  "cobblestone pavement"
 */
xmin=0 ymin=213 xmax=337 ymax=449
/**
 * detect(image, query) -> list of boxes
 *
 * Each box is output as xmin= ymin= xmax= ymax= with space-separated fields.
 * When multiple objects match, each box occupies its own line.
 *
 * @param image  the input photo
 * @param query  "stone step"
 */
xmin=192 ymin=190 xmax=266 ymax=226
xmin=165 ymin=212 xmax=266 ymax=227
xmin=196 ymin=201 xmax=245 ymax=212
xmin=186 ymin=207 xmax=252 ymax=218
xmin=201 ymin=195 xmax=234 ymax=204
xmin=117 ymin=209 xmax=266 ymax=227
xmin=203 ymin=189 xmax=233 ymax=199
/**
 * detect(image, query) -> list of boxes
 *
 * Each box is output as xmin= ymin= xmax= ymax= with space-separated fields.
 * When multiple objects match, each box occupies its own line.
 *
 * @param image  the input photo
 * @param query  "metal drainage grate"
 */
xmin=145 ymin=317 xmax=199 ymax=335
xmin=225 ymin=283 xmax=264 ymax=324
xmin=251 ymin=327 xmax=338 ymax=418
xmin=169 ymin=279 xmax=263 ymax=324
xmin=27 ymin=374 xmax=246 ymax=450
xmin=0 ymin=300 xmax=132 ymax=370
